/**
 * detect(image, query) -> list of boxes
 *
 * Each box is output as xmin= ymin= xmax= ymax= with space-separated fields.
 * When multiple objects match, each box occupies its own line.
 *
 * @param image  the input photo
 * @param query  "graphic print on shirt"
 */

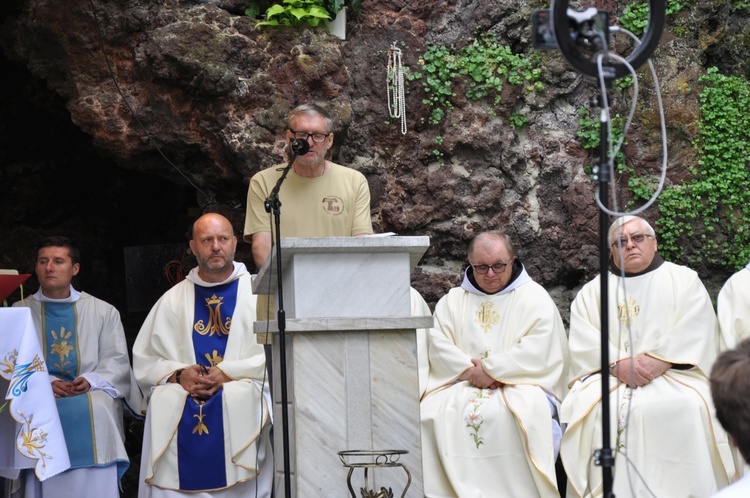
xmin=322 ymin=195 xmax=344 ymax=215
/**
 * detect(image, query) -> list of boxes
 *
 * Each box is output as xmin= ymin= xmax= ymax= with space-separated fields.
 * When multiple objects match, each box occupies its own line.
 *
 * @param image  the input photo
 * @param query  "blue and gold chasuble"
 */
xmin=177 ymin=279 xmax=238 ymax=490
xmin=41 ymin=301 xmax=126 ymax=477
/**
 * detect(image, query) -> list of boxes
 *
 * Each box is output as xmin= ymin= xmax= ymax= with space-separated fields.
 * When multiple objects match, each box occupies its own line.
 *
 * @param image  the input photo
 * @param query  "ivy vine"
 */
xmin=408 ymin=34 xmax=543 ymax=125
xmin=656 ymin=67 xmax=750 ymax=270
xmin=575 ymin=68 xmax=750 ymax=270
xmin=619 ymin=0 xmax=688 ymax=36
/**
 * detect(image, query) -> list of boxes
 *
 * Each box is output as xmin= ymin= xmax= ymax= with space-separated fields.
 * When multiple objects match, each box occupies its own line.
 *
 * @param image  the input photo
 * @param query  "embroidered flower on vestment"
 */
xmin=466 ymin=388 xmax=494 ymax=449
xmin=50 ymin=328 xmax=73 ymax=376
xmin=615 ymin=387 xmax=635 ymax=453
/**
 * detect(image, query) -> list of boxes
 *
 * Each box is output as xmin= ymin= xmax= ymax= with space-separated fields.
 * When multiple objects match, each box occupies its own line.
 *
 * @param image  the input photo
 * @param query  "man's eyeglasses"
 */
xmin=289 ymin=129 xmax=331 ymax=143
xmin=472 ymin=260 xmax=512 ymax=275
xmin=611 ymin=233 xmax=653 ymax=249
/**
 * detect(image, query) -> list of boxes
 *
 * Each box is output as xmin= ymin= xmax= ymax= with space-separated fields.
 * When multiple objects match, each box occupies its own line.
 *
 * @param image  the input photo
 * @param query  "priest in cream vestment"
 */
xmin=717 ymin=261 xmax=750 ymax=351
xmin=133 ymin=213 xmax=272 ymax=498
xmin=560 ymin=216 xmax=739 ymax=498
xmin=420 ymin=231 xmax=569 ymax=498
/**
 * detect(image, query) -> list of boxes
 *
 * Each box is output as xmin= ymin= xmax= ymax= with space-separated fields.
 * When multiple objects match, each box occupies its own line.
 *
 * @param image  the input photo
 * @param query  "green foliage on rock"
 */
xmin=408 ymin=34 xmax=543 ymax=126
xmin=619 ymin=0 xmax=689 ymax=36
xmin=576 ymin=108 xmax=626 ymax=172
xmin=656 ymin=67 xmax=750 ymax=270
xmin=575 ymin=67 xmax=750 ymax=271
xmin=248 ymin=0 xmax=361 ymax=28
xmin=252 ymin=0 xmax=331 ymax=28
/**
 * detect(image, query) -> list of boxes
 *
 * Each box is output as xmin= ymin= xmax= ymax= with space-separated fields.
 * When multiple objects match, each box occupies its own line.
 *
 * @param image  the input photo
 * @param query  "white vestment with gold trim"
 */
xmin=133 ymin=264 xmax=272 ymax=498
xmin=717 ymin=262 xmax=750 ymax=351
xmin=561 ymin=262 xmax=739 ymax=498
xmin=421 ymin=267 xmax=569 ymax=498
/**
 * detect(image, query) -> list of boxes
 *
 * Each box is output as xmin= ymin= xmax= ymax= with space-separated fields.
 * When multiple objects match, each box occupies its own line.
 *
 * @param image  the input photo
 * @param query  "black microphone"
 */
xmin=291 ymin=139 xmax=310 ymax=155
xmin=265 ymin=138 xmax=310 ymax=214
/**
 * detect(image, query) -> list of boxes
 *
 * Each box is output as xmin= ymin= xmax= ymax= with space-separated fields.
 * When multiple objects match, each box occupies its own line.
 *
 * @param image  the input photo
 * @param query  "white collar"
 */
xmin=186 ymin=261 xmax=248 ymax=287
xmin=460 ymin=263 xmax=532 ymax=296
xmin=34 ymin=285 xmax=81 ymax=303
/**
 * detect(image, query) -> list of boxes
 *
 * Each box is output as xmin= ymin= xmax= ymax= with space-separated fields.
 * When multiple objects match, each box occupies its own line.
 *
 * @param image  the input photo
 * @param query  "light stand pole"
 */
xmin=592 ymin=103 xmax=615 ymax=496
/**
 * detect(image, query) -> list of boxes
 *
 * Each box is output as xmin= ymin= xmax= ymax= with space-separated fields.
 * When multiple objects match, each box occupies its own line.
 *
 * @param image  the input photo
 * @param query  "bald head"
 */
xmin=468 ymin=231 xmax=517 ymax=261
xmin=189 ymin=213 xmax=237 ymax=282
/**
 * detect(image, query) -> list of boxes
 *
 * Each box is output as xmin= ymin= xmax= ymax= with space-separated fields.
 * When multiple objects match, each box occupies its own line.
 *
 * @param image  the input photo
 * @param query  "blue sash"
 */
xmin=41 ymin=302 xmax=96 ymax=469
xmin=191 ymin=281 xmax=236 ymax=367
xmin=56 ymin=394 xmax=97 ymax=469
xmin=41 ymin=302 xmax=80 ymax=380
xmin=176 ymin=280 xmax=238 ymax=490
xmin=177 ymin=391 xmax=227 ymax=489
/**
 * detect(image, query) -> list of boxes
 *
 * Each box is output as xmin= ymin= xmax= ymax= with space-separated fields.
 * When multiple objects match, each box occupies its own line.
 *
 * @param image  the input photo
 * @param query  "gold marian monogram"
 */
xmin=617 ymin=296 xmax=640 ymax=328
xmin=194 ymin=294 xmax=231 ymax=336
xmin=475 ymin=301 xmax=500 ymax=333
xmin=1 ymin=352 xmax=47 ymax=415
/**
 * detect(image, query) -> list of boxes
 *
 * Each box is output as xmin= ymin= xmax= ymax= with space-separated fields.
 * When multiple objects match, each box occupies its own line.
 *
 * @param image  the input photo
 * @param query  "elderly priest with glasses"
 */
xmin=560 ymin=215 xmax=740 ymax=497
xmin=420 ymin=230 xmax=570 ymax=497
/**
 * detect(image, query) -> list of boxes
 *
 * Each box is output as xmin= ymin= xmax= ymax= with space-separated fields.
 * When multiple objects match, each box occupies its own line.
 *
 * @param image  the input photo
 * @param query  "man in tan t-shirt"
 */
xmin=244 ymin=103 xmax=373 ymax=327
xmin=244 ymin=103 xmax=373 ymax=269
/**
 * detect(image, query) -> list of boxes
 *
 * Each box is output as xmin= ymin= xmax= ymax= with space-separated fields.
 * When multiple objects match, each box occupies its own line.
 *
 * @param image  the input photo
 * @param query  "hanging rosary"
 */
xmin=387 ymin=42 xmax=407 ymax=135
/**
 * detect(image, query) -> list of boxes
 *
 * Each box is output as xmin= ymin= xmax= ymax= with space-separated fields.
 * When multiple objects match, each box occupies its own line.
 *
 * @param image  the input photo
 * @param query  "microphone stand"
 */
xmin=263 ymin=139 xmax=309 ymax=498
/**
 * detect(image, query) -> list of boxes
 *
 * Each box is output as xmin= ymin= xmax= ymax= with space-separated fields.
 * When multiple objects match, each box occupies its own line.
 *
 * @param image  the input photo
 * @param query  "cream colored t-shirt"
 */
xmin=244 ymin=161 xmax=373 ymax=242
xmin=244 ymin=161 xmax=373 ymax=328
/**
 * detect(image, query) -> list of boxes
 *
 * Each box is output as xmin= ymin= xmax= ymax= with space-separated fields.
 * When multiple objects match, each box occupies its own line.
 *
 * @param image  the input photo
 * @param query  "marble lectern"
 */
xmin=252 ymin=236 xmax=433 ymax=498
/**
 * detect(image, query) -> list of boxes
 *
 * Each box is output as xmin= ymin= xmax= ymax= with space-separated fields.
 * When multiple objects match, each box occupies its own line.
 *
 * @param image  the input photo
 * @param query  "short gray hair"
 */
xmin=287 ymin=103 xmax=334 ymax=133
xmin=607 ymin=216 xmax=656 ymax=245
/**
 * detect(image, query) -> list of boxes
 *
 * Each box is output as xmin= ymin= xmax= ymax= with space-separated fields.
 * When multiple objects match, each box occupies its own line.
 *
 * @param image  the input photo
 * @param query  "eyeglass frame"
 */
xmin=610 ymin=233 xmax=654 ymax=249
xmin=288 ymin=128 xmax=332 ymax=143
xmin=471 ymin=259 xmax=514 ymax=275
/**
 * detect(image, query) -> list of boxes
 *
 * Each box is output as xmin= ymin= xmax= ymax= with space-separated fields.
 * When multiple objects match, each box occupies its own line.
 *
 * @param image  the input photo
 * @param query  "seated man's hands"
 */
xmin=611 ymin=354 xmax=672 ymax=388
xmin=176 ymin=364 xmax=231 ymax=400
xmin=70 ymin=376 xmax=91 ymax=394
xmin=52 ymin=377 xmax=91 ymax=397
xmin=51 ymin=379 xmax=74 ymax=397
xmin=459 ymin=358 xmax=503 ymax=390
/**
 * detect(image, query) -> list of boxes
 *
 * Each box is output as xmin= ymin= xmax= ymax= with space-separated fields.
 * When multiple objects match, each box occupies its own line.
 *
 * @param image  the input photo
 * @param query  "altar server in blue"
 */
xmin=133 ymin=212 xmax=273 ymax=498
xmin=12 ymin=236 xmax=135 ymax=498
